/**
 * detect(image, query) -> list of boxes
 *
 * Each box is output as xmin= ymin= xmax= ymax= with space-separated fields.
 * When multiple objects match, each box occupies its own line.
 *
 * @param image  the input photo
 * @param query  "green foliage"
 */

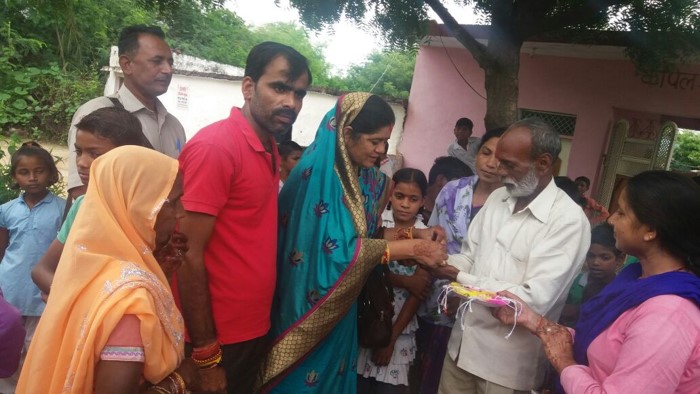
xmin=30 ymin=69 xmax=103 ymax=142
xmin=252 ymin=23 xmax=333 ymax=86
xmin=1 ymin=0 xmax=419 ymax=143
xmin=0 ymin=23 xmax=48 ymax=127
xmin=0 ymin=23 xmax=102 ymax=141
xmin=167 ymin=8 xmax=256 ymax=67
xmin=343 ymin=51 xmax=416 ymax=99
xmin=671 ymin=130 xmax=700 ymax=171
xmin=0 ymin=135 xmax=66 ymax=204
xmin=288 ymin=0 xmax=700 ymax=128
xmin=0 ymin=135 xmax=23 ymax=204
xmin=288 ymin=0 xmax=700 ymax=66
xmin=287 ymin=0 xmax=428 ymax=49
xmin=616 ymin=0 xmax=700 ymax=73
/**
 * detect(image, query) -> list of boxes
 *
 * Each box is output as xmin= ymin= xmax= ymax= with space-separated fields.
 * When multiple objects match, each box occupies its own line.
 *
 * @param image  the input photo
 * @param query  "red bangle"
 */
xmin=192 ymin=348 xmax=222 ymax=368
xmin=191 ymin=341 xmax=220 ymax=360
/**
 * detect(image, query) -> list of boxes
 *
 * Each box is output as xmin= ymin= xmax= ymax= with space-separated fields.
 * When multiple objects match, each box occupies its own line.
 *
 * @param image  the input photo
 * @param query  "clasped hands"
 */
xmin=174 ymin=358 xmax=226 ymax=394
xmin=410 ymin=226 xmax=449 ymax=269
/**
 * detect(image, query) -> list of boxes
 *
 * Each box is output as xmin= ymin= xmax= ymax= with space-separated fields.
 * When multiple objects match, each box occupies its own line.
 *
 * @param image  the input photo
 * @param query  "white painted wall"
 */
xmin=104 ymin=46 xmax=405 ymax=153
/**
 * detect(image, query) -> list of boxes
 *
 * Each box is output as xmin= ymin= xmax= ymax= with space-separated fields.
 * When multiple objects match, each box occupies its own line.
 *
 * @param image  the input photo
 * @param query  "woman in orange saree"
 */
xmin=17 ymin=146 xmax=196 ymax=393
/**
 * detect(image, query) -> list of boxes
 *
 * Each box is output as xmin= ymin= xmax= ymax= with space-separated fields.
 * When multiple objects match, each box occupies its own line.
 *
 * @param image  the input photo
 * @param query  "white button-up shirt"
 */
xmin=446 ymin=178 xmax=590 ymax=390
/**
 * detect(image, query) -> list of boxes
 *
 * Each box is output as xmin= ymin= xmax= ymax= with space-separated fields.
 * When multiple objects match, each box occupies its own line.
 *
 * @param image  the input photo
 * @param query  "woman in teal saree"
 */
xmin=258 ymin=93 xmax=447 ymax=393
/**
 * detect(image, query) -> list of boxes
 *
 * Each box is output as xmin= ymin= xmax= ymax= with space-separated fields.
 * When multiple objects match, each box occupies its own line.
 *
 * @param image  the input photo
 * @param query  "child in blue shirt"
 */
xmin=0 ymin=143 xmax=64 ymax=392
xmin=31 ymin=107 xmax=152 ymax=298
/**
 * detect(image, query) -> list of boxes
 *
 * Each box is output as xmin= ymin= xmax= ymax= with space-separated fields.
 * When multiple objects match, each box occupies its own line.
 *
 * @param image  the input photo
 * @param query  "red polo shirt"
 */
xmin=176 ymin=107 xmax=279 ymax=344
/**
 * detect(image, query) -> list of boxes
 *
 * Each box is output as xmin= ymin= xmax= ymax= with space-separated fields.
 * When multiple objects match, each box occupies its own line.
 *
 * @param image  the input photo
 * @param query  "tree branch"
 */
xmin=533 ymin=0 xmax=630 ymax=36
xmin=423 ymin=0 xmax=489 ymax=67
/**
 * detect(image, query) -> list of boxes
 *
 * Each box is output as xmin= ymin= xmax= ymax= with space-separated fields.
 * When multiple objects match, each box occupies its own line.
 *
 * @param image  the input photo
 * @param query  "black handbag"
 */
xmin=357 ymin=264 xmax=395 ymax=348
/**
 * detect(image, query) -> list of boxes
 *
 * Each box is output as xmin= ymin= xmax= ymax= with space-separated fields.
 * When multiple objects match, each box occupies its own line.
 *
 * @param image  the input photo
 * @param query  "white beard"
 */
xmin=503 ymin=166 xmax=538 ymax=197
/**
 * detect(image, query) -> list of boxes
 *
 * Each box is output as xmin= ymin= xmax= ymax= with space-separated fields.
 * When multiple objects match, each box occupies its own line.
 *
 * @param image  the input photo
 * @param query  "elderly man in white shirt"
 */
xmin=432 ymin=118 xmax=590 ymax=394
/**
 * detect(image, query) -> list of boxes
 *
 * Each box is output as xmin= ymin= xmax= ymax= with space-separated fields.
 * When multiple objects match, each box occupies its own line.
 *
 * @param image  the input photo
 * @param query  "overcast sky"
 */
xmin=225 ymin=0 xmax=478 ymax=74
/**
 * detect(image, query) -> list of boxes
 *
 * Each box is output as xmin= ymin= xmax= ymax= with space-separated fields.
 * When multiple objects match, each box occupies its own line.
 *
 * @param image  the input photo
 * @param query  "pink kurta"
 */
xmin=561 ymin=295 xmax=700 ymax=393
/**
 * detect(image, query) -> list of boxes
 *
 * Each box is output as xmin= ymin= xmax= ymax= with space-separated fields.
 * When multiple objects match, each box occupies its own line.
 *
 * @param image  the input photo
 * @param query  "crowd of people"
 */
xmin=0 ymin=24 xmax=698 ymax=394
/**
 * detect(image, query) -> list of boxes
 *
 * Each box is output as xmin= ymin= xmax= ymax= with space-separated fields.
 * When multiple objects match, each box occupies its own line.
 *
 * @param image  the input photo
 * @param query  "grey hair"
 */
xmin=508 ymin=118 xmax=561 ymax=161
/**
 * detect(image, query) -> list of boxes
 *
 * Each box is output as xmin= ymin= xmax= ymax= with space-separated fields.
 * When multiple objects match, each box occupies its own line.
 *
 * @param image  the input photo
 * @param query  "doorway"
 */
xmin=597 ymin=120 xmax=678 ymax=211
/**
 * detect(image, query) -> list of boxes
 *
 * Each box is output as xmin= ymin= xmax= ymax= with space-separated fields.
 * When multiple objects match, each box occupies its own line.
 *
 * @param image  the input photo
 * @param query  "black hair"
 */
xmin=245 ymin=42 xmax=313 ymax=85
xmin=278 ymin=140 xmax=303 ymax=159
xmin=75 ymin=107 xmax=152 ymax=148
xmin=455 ymin=117 xmax=473 ymax=130
xmin=348 ymin=95 xmax=395 ymax=137
xmin=625 ymin=170 xmax=700 ymax=276
xmin=21 ymin=141 xmax=42 ymax=148
xmin=478 ymin=127 xmax=508 ymax=150
xmin=10 ymin=143 xmax=60 ymax=189
xmin=554 ymin=176 xmax=585 ymax=207
xmin=575 ymin=176 xmax=591 ymax=188
xmin=392 ymin=168 xmax=428 ymax=197
xmin=118 ymin=25 xmax=166 ymax=56
xmin=591 ymin=222 xmax=622 ymax=256
xmin=428 ymin=156 xmax=472 ymax=185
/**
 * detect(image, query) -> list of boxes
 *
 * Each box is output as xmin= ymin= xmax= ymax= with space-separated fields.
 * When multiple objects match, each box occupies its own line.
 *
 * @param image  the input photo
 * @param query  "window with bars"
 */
xmin=519 ymin=109 xmax=577 ymax=137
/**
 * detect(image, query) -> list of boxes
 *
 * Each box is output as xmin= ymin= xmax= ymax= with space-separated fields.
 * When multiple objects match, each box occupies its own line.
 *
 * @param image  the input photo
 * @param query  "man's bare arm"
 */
xmin=177 ymin=211 xmax=218 ymax=346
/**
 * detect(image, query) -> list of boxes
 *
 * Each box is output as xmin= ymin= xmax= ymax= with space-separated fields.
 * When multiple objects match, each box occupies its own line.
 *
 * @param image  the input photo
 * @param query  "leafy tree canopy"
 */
xmin=342 ymin=50 xmax=416 ymax=99
xmin=288 ymin=0 xmax=700 ymax=70
xmin=0 ymin=0 xmax=417 ymax=143
xmin=671 ymin=130 xmax=700 ymax=171
xmin=253 ymin=22 xmax=333 ymax=86
xmin=288 ymin=0 xmax=700 ymax=128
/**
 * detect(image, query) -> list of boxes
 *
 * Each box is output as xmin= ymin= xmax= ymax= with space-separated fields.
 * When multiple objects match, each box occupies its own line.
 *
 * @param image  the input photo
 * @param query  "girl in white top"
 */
xmin=357 ymin=168 xmax=429 ymax=393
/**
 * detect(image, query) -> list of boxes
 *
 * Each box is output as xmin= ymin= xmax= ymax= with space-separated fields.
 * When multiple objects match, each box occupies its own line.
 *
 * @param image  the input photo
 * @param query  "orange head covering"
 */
xmin=18 ymin=146 xmax=184 ymax=393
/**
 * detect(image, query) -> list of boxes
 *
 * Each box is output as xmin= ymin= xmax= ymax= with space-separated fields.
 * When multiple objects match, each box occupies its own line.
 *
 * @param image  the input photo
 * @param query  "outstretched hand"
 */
xmin=491 ymin=291 xmax=577 ymax=373
xmin=538 ymin=323 xmax=576 ymax=373
xmin=427 ymin=264 xmax=460 ymax=282
xmin=412 ymin=239 xmax=448 ymax=269
xmin=491 ymin=291 xmax=537 ymax=329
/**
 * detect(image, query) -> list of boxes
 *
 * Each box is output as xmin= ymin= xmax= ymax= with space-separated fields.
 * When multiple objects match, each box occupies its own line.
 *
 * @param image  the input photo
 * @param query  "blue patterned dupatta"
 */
xmin=259 ymin=93 xmax=390 ymax=393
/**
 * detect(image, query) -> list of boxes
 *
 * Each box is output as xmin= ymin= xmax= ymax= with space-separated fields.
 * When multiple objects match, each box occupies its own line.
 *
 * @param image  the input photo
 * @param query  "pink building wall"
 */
xmin=401 ymin=45 xmax=700 ymax=192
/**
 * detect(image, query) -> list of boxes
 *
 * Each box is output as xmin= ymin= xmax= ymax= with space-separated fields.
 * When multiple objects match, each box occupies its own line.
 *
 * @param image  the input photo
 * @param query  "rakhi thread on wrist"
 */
xmin=438 ymin=282 xmax=522 ymax=339
xmin=380 ymin=245 xmax=391 ymax=265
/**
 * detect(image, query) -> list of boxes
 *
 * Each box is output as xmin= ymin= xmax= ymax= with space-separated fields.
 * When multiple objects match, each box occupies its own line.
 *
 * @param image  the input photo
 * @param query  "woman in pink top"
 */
xmin=495 ymin=170 xmax=700 ymax=393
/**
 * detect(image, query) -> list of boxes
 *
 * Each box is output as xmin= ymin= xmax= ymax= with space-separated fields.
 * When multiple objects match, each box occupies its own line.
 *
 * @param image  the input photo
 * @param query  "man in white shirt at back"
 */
xmin=433 ymin=118 xmax=590 ymax=394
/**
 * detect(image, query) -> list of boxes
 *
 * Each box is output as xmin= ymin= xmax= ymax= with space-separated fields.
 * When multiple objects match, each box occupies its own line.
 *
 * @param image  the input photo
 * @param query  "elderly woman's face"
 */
xmin=343 ymin=125 xmax=392 ymax=168
xmin=154 ymin=173 xmax=186 ymax=252
xmin=608 ymin=188 xmax=653 ymax=255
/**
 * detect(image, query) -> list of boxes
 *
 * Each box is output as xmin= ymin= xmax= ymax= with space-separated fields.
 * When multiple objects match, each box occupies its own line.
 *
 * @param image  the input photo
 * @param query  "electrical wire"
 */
xmin=439 ymin=35 xmax=487 ymax=100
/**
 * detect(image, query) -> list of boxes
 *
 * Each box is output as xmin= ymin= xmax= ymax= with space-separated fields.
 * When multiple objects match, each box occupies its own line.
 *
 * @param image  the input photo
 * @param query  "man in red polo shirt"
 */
xmin=176 ymin=42 xmax=311 ymax=394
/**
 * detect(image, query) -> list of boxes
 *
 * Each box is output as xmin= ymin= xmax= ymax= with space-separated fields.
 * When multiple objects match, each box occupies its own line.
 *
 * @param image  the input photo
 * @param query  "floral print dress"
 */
xmin=356 ymin=210 xmax=427 ymax=386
